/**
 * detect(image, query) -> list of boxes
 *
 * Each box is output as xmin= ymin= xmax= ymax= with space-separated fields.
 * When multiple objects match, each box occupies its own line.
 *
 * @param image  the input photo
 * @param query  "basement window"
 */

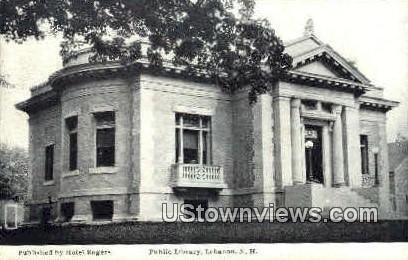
xmin=41 ymin=207 xmax=51 ymax=224
xmin=184 ymin=200 xmax=208 ymax=220
xmin=91 ymin=200 xmax=113 ymax=221
xmin=60 ymin=202 xmax=75 ymax=222
xmin=94 ymin=112 xmax=115 ymax=167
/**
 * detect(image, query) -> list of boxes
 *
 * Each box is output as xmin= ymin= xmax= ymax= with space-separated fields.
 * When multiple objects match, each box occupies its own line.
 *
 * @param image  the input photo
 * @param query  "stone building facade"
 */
xmin=16 ymin=32 xmax=398 ymax=223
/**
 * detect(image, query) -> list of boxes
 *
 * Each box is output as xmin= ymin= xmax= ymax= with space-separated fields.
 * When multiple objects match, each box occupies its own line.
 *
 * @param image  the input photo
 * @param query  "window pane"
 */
xmin=183 ymin=130 xmax=198 ymax=163
xmin=96 ymin=128 xmax=115 ymax=167
xmin=183 ymin=114 xmax=200 ymax=127
xmin=69 ymin=133 xmax=78 ymax=171
xmin=175 ymin=113 xmax=181 ymax=125
xmin=360 ymin=135 xmax=369 ymax=175
xmin=95 ymin=111 xmax=115 ymax=126
xmin=66 ymin=116 xmax=78 ymax=131
xmin=45 ymin=145 xmax=54 ymax=181
xmin=175 ymin=128 xmax=180 ymax=163
xmin=201 ymin=116 xmax=210 ymax=128
xmin=203 ymin=132 xmax=208 ymax=164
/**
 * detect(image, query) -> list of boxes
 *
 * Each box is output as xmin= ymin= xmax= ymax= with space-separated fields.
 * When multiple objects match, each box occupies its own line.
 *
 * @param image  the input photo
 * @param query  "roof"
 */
xmin=17 ymin=32 xmax=399 ymax=114
xmin=388 ymin=141 xmax=408 ymax=171
xmin=284 ymin=34 xmax=371 ymax=84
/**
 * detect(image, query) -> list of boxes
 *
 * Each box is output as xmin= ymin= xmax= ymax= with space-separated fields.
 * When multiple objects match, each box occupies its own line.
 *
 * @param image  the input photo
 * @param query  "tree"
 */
xmin=0 ymin=145 xmax=29 ymax=200
xmin=0 ymin=0 xmax=292 ymax=103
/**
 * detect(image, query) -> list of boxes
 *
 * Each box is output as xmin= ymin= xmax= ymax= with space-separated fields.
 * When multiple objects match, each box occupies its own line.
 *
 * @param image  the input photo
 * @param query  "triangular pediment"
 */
xmin=285 ymin=35 xmax=370 ymax=84
xmin=294 ymin=60 xmax=340 ymax=78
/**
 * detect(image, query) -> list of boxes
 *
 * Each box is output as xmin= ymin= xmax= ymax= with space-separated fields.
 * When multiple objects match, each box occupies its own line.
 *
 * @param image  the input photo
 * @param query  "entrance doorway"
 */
xmin=304 ymin=125 xmax=323 ymax=183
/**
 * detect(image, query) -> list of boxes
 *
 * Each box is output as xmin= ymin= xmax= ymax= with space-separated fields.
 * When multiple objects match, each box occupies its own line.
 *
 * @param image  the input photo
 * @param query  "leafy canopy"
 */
xmin=0 ymin=146 xmax=29 ymax=200
xmin=0 ymin=0 xmax=292 ymax=103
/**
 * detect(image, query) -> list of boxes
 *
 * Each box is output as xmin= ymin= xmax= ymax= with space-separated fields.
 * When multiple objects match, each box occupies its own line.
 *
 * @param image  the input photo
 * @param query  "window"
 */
xmin=360 ymin=135 xmax=369 ymax=175
xmin=66 ymin=116 xmax=78 ymax=171
xmin=45 ymin=144 xmax=54 ymax=181
xmin=389 ymin=172 xmax=397 ymax=211
xmin=321 ymin=102 xmax=332 ymax=113
xmin=41 ymin=207 xmax=51 ymax=224
xmin=175 ymin=113 xmax=211 ymax=164
xmin=94 ymin=112 xmax=115 ymax=167
xmin=91 ymin=200 xmax=113 ymax=221
xmin=60 ymin=202 xmax=75 ymax=222
xmin=302 ymin=100 xmax=317 ymax=110
xmin=184 ymin=199 xmax=208 ymax=219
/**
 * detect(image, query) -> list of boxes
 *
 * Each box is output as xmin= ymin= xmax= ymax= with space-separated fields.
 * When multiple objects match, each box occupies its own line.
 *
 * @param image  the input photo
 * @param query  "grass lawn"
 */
xmin=1 ymin=220 xmax=407 ymax=245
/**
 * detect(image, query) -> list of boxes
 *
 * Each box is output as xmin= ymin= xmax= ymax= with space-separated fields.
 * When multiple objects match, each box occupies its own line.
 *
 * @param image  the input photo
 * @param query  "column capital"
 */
xmin=290 ymin=98 xmax=301 ymax=108
xmin=332 ymin=104 xmax=343 ymax=115
xmin=273 ymin=95 xmax=291 ymax=102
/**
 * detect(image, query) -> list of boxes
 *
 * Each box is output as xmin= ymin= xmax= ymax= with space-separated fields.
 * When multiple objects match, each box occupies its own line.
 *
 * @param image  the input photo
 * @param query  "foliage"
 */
xmin=0 ymin=0 xmax=292 ymax=103
xmin=0 ymin=145 xmax=29 ymax=200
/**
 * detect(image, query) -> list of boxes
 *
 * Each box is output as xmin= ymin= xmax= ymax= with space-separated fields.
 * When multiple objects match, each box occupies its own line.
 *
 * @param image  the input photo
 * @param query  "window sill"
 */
xmin=89 ymin=167 xmax=117 ymax=175
xmin=43 ymin=180 xmax=55 ymax=186
xmin=62 ymin=170 xmax=80 ymax=178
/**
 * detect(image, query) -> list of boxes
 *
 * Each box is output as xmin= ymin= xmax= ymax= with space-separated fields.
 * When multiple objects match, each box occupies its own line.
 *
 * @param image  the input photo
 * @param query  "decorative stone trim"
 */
xmin=88 ymin=167 xmax=117 ymax=175
xmin=283 ymin=70 xmax=367 ymax=96
xmin=301 ymin=110 xmax=336 ymax=121
xmin=58 ymin=187 xmax=128 ymax=198
xmin=173 ymin=105 xmax=215 ymax=116
xmin=62 ymin=170 xmax=80 ymax=178
xmin=89 ymin=105 xmax=117 ymax=113
xmin=43 ymin=180 xmax=55 ymax=186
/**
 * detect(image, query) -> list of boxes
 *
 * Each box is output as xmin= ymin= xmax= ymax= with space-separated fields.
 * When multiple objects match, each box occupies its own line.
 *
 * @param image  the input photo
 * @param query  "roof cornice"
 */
xmin=359 ymin=96 xmax=399 ymax=112
xmin=283 ymin=70 xmax=368 ymax=96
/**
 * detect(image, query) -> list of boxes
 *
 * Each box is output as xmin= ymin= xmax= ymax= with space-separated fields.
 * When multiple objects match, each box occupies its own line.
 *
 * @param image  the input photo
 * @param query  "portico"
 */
xmin=285 ymin=96 xmax=347 ymax=188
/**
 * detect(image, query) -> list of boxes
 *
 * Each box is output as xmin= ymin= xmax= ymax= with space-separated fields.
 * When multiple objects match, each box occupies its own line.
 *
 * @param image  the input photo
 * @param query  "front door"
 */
xmin=304 ymin=125 xmax=323 ymax=183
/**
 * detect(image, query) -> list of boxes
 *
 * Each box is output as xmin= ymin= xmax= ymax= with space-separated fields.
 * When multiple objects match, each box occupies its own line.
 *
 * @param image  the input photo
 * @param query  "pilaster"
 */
xmin=342 ymin=105 xmax=362 ymax=188
xmin=273 ymin=96 xmax=292 ymax=187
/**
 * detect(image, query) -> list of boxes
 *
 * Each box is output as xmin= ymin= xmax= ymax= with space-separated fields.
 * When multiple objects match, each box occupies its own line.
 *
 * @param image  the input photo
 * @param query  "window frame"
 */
xmin=65 ymin=116 xmax=78 ymax=171
xmin=93 ymin=111 xmax=116 ymax=168
xmin=360 ymin=135 xmax=369 ymax=175
xmin=175 ymin=113 xmax=211 ymax=165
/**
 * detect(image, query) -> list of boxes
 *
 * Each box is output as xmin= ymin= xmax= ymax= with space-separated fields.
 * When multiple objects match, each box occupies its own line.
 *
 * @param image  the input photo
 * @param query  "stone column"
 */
xmin=291 ymin=98 xmax=303 ymax=184
xmin=332 ymin=105 xmax=345 ymax=186
xmin=322 ymin=124 xmax=332 ymax=187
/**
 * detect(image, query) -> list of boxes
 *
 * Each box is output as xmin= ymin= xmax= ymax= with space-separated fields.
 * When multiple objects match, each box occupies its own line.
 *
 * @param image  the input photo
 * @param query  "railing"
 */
xmin=171 ymin=164 xmax=227 ymax=189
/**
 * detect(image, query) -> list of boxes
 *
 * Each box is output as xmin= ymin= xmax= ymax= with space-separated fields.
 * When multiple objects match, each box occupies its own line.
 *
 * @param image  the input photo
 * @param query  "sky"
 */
xmin=0 ymin=0 xmax=407 ymax=149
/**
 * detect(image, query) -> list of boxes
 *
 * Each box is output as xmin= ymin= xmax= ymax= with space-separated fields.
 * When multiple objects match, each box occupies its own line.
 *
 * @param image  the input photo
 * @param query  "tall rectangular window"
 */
xmin=360 ymin=135 xmax=369 ymax=175
xmin=45 ymin=144 xmax=54 ymax=181
xmin=389 ymin=172 xmax=397 ymax=211
xmin=66 ymin=116 xmax=78 ymax=171
xmin=94 ymin=111 xmax=115 ymax=167
xmin=175 ymin=113 xmax=211 ymax=164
